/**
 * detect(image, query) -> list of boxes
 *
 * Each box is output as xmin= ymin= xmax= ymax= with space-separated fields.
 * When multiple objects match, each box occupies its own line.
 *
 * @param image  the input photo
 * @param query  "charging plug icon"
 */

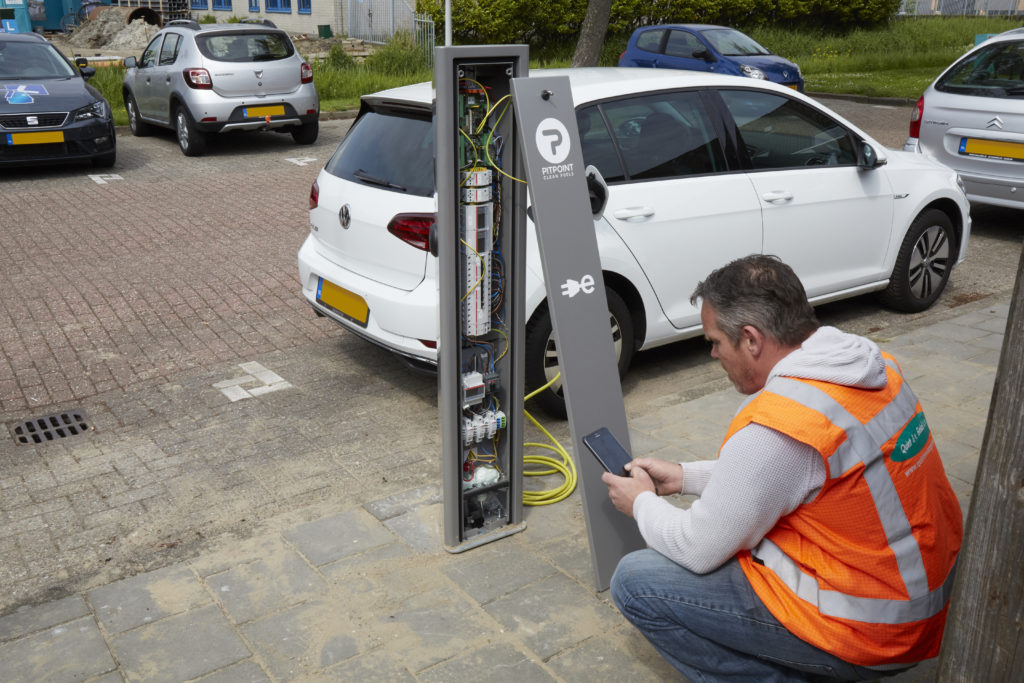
xmin=560 ymin=274 xmax=595 ymax=298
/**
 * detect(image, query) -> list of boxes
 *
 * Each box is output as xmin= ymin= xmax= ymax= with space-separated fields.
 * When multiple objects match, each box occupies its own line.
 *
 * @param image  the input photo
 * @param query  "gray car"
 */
xmin=904 ymin=28 xmax=1024 ymax=211
xmin=121 ymin=19 xmax=319 ymax=156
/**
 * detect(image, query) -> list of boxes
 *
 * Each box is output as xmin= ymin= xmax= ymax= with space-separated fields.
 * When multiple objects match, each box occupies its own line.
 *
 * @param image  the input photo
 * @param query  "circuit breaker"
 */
xmin=437 ymin=46 xmax=529 ymax=551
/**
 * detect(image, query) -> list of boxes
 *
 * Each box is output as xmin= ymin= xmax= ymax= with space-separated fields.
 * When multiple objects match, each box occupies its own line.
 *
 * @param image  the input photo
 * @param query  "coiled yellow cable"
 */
xmin=522 ymin=374 xmax=577 ymax=506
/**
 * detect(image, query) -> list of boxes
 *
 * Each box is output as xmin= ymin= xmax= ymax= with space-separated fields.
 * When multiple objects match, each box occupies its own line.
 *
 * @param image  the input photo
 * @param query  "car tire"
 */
xmin=291 ymin=120 xmax=318 ymax=145
xmin=525 ymin=287 xmax=634 ymax=418
xmin=175 ymin=105 xmax=207 ymax=157
xmin=878 ymin=208 xmax=954 ymax=313
xmin=91 ymin=150 xmax=116 ymax=168
xmin=125 ymin=94 xmax=151 ymax=137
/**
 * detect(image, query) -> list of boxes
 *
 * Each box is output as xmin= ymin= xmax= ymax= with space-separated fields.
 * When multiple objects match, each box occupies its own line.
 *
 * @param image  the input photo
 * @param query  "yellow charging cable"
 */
xmin=522 ymin=373 xmax=577 ymax=506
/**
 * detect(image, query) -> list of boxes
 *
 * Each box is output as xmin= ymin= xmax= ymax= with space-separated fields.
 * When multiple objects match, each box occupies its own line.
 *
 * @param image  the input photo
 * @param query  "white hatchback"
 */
xmin=904 ymin=28 xmax=1024 ymax=210
xmin=299 ymin=68 xmax=971 ymax=415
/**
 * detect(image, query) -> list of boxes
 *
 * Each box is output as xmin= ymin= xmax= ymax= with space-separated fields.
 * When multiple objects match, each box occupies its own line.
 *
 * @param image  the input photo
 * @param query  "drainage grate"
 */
xmin=11 ymin=410 xmax=90 ymax=445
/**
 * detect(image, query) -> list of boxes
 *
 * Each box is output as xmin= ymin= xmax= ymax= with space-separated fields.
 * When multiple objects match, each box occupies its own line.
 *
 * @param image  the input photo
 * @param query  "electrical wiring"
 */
xmin=522 ymin=372 xmax=578 ymax=506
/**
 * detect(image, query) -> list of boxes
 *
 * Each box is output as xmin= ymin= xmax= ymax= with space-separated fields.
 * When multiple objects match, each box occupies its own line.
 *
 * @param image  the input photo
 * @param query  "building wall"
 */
xmin=190 ymin=0 xmax=344 ymax=37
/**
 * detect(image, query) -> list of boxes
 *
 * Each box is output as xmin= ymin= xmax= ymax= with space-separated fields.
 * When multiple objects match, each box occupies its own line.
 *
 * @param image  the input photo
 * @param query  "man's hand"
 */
xmin=626 ymin=458 xmax=684 ymax=496
xmin=602 ymin=466 xmax=656 ymax=518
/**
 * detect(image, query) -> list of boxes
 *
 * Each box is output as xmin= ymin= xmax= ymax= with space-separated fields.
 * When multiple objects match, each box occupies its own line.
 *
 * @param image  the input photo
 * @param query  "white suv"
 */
xmin=299 ymin=68 xmax=971 ymax=415
xmin=121 ymin=19 xmax=319 ymax=156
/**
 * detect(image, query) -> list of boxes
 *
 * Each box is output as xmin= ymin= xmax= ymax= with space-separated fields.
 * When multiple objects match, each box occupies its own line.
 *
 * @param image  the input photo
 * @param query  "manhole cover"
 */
xmin=11 ymin=410 xmax=90 ymax=445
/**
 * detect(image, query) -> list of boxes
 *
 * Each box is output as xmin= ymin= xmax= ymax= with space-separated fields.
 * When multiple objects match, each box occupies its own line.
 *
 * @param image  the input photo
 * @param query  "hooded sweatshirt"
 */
xmin=632 ymin=326 xmax=890 ymax=574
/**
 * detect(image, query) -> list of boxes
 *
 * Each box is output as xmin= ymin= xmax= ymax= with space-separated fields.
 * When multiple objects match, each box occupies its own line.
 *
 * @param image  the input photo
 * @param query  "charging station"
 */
xmin=437 ymin=45 xmax=530 ymax=552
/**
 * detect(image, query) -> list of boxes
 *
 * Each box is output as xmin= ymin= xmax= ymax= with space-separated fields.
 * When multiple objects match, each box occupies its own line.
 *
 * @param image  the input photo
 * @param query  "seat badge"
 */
xmin=339 ymin=204 xmax=351 ymax=229
xmin=27 ymin=115 xmax=38 ymax=126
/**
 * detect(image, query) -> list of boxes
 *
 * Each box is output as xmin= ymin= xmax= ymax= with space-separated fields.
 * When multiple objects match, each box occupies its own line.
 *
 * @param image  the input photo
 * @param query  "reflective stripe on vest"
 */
xmin=754 ymin=363 xmax=934 ymax=606
xmin=752 ymin=539 xmax=957 ymax=625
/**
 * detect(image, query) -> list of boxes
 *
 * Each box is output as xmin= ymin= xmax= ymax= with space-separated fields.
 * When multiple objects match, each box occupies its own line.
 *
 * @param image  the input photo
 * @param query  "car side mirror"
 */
xmin=586 ymin=165 xmax=609 ymax=220
xmin=858 ymin=141 xmax=887 ymax=169
xmin=79 ymin=65 xmax=96 ymax=79
xmin=123 ymin=56 xmax=137 ymax=68
xmin=693 ymin=48 xmax=712 ymax=61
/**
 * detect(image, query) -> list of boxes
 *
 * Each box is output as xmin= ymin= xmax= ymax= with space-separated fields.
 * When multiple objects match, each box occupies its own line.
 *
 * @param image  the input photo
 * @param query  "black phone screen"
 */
xmin=582 ymin=427 xmax=633 ymax=476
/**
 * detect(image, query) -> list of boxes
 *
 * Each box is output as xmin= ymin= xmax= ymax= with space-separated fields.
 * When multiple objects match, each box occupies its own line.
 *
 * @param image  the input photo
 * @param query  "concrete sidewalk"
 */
xmin=0 ymin=295 xmax=1007 ymax=682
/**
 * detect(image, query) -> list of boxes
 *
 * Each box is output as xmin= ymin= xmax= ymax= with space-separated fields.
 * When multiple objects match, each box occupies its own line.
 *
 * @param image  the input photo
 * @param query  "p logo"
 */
xmin=536 ymin=118 xmax=570 ymax=164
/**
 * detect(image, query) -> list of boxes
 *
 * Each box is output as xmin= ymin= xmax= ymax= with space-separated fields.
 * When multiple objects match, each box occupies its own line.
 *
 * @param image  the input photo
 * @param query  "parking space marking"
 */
xmin=213 ymin=361 xmax=292 ymax=401
xmin=88 ymin=173 xmax=123 ymax=185
xmin=285 ymin=157 xmax=318 ymax=166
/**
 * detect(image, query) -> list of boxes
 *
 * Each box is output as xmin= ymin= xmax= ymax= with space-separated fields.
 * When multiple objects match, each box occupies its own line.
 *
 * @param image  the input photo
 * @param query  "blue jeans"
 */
xmin=610 ymin=550 xmax=910 ymax=682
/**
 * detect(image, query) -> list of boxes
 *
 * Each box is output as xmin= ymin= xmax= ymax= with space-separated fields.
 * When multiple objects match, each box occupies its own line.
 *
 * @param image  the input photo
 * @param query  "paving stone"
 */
xmin=442 ymin=540 xmax=558 ymax=605
xmin=0 ymin=615 xmax=115 ymax=682
xmin=110 ymin=604 xmax=250 ymax=683
xmin=382 ymin=502 xmax=443 ymax=554
xmin=483 ymin=573 xmax=623 ymax=660
xmin=206 ymin=549 xmax=326 ymax=624
xmin=363 ymin=484 xmax=441 ymax=521
xmin=418 ymin=643 xmax=555 ymax=682
xmin=546 ymin=626 xmax=682 ymax=682
xmin=241 ymin=599 xmax=363 ymax=679
xmin=88 ymin=563 xmax=210 ymax=635
xmin=322 ymin=652 xmax=416 ymax=681
xmin=193 ymin=659 xmax=270 ymax=683
xmin=0 ymin=594 xmax=89 ymax=642
xmin=283 ymin=507 xmax=396 ymax=566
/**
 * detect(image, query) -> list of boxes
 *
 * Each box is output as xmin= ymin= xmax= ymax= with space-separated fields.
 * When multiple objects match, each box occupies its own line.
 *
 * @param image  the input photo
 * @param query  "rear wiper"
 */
xmin=251 ymin=53 xmax=279 ymax=61
xmin=354 ymin=169 xmax=407 ymax=192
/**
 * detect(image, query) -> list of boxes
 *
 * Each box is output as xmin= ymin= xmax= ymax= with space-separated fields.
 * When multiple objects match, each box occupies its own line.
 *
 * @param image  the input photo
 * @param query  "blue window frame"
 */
xmin=190 ymin=0 xmax=208 ymax=9
xmin=298 ymin=0 xmax=310 ymax=13
xmin=212 ymin=0 xmax=231 ymax=9
xmin=265 ymin=0 xmax=291 ymax=12
xmin=249 ymin=0 xmax=259 ymax=11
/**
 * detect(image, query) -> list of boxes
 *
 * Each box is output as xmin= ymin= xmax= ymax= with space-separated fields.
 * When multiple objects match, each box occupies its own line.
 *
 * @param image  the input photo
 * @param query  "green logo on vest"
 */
xmin=893 ymin=413 xmax=930 ymax=462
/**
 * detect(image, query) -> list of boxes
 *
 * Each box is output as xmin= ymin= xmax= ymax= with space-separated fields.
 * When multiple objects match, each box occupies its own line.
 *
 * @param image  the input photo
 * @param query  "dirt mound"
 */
xmin=66 ymin=8 xmax=158 ymax=53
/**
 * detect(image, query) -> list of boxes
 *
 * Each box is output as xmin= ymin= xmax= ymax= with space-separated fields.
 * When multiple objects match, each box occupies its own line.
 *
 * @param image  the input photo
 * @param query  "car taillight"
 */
xmin=309 ymin=180 xmax=319 ymax=210
xmin=183 ymin=68 xmax=212 ymax=89
xmin=300 ymin=62 xmax=313 ymax=84
xmin=387 ymin=213 xmax=435 ymax=252
xmin=619 ymin=51 xmax=625 ymax=63
xmin=909 ymin=96 xmax=924 ymax=139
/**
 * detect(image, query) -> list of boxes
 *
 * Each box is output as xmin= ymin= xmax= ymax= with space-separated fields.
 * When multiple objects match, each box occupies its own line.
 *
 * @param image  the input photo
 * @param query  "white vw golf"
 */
xmin=299 ymin=68 xmax=971 ymax=415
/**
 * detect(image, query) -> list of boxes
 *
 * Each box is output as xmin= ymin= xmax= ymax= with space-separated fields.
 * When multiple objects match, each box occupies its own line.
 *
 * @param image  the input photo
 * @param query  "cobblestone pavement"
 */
xmin=0 ymin=102 xmax=1021 ymax=680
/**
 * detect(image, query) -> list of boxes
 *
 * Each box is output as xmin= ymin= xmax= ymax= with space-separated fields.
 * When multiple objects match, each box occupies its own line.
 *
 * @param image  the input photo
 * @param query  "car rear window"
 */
xmin=935 ymin=40 xmax=1024 ymax=98
xmin=325 ymin=108 xmax=435 ymax=197
xmin=196 ymin=31 xmax=294 ymax=62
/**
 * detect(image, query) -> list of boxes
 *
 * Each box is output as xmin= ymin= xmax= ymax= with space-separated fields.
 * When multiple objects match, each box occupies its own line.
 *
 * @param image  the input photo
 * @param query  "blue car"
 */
xmin=618 ymin=24 xmax=804 ymax=92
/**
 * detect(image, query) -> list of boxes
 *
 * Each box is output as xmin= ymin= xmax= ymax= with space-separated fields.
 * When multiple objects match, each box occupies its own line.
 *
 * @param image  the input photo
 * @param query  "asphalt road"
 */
xmin=0 ymin=98 xmax=1020 ymax=612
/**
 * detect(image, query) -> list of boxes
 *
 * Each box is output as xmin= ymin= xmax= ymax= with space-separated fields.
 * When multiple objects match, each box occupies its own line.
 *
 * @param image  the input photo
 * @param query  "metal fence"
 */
xmin=898 ymin=0 xmax=1024 ymax=15
xmin=344 ymin=0 xmax=434 ymax=66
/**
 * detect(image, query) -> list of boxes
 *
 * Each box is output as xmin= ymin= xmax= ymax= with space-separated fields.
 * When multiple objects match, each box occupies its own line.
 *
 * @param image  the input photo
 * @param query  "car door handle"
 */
xmin=613 ymin=207 xmax=655 ymax=221
xmin=762 ymin=190 xmax=794 ymax=204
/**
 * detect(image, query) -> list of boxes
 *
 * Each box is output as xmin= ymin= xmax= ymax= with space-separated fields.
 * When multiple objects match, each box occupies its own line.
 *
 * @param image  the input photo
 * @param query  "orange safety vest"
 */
xmin=728 ymin=354 xmax=962 ymax=667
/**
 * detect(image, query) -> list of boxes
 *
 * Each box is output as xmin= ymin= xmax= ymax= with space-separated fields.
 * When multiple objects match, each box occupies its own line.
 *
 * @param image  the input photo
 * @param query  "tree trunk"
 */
xmin=571 ymin=0 xmax=614 ymax=67
xmin=936 ymin=247 xmax=1024 ymax=680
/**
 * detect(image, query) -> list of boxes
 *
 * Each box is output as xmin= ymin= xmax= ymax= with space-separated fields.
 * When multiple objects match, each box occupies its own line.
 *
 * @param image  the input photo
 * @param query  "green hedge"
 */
xmin=416 ymin=0 xmax=903 ymax=45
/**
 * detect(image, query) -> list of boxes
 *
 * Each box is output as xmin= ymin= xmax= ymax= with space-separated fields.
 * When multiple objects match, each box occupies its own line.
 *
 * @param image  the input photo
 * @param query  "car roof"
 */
xmin=634 ymin=24 xmax=731 ymax=33
xmin=161 ymin=19 xmax=283 ymax=33
xmin=363 ymin=66 xmax=790 ymax=109
xmin=0 ymin=32 xmax=49 ymax=44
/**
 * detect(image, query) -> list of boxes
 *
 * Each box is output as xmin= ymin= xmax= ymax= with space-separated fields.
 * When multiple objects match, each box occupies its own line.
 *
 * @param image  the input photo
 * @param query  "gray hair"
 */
xmin=690 ymin=255 xmax=818 ymax=347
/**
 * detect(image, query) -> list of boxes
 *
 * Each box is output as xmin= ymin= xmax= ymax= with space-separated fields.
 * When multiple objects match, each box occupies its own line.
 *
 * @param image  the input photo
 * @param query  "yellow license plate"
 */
xmin=959 ymin=137 xmax=1024 ymax=161
xmin=317 ymin=278 xmax=369 ymax=326
xmin=6 ymin=131 xmax=64 ymax=145
xmin=244 ymin=105 xmax=285 ymax=118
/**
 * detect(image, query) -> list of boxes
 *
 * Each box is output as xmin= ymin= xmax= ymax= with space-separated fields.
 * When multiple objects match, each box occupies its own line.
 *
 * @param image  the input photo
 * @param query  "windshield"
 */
xmin=700 ymin=28 xmax=771 ymax=57
xmin=0 ymin=41 xmax=77 ymax=79
xmin=325 ymin=108 xmax=435 ymax=197
xmin=935 ymin=40 xmax=1024 ymax=98
xmin=196 ymin=31 xmax=294 ymax=62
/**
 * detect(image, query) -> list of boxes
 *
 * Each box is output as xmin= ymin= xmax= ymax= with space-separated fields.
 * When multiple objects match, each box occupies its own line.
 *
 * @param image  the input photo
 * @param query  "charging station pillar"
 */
xmin=437 ymin=46 xmax=530 ymax=552
xmin=511 ymin=76 xmax=646 ymax=590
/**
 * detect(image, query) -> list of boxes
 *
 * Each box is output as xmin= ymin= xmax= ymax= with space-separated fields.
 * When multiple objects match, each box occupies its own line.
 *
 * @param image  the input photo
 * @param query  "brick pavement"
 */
xmin=0 ymin=294 xmax=1009 ymax=681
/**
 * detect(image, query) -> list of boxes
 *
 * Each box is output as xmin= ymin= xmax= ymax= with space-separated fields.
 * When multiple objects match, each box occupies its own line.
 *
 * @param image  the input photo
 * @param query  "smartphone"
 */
xmin=582 ymin=427 xmax=633 ymax=477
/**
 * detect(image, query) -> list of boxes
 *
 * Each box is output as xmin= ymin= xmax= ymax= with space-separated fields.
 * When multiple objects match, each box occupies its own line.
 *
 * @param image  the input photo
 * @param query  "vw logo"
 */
xmin=339 ymin=204 xmax=351 ymax=229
